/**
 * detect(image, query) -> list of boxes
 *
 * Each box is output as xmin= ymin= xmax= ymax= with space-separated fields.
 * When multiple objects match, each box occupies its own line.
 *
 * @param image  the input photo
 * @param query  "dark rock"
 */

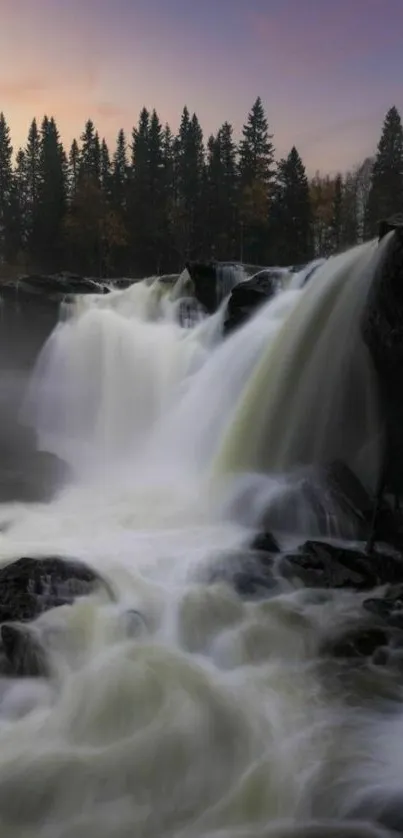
xmin=250 ymin=531 xmax=280 ymax=554
xmin=0 ymin=556 xmax=107 ymax=624
xmin=186 ymin=261 xmax=250 ymax=314
xmin=223 ymin=270 xmax=281 ymax=336
xmin=0 ymin=625 xmax=49 ymax=677
xmin=325 ymin=626 xmax=389 ymax=659
xmin=280 ymin=540 xmax=403 ymax=591
xmin=185 ymin=261 xmax=218 ymax=313
xmin=208 ymin=550 xmax=276 ymax=599
xmin=362 ymin=219 xmax=403 ymax=499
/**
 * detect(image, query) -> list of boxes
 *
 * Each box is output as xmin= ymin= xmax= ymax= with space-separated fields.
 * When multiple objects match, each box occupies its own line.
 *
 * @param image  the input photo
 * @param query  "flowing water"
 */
xmin=0 ymin=241 xmax=401 ymax=837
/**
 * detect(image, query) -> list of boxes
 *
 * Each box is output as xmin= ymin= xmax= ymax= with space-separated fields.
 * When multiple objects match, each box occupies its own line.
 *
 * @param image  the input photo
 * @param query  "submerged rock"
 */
xmin=280 ymin=540 xmax=403 ymax=591
xmin=0 ymin=624 xmax=49 ymax=678
xmin=0 ymin=556 xmax=106 ymax=624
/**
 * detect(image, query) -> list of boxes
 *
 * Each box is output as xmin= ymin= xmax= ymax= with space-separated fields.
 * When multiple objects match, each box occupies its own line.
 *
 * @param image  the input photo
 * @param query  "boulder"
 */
xmin=223 ymin=270 xmax=281 ymax=336
xmin=0 ymin=555 xmax=113 ymax=677
xmin=361 ymin=217 xmax=403 ymax=498
xmin=0 ymin=556 xmax=108 ymax=624
xmin=185 ymin=261 xmax=218 ymax=313
xmin=280 ymin=540 xmax=403 ymax=591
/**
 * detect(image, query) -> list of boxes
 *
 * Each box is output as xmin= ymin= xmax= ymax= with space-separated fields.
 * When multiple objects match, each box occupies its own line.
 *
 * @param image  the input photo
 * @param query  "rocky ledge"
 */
xmin=0 ymin=556 xmax=111 ymax=678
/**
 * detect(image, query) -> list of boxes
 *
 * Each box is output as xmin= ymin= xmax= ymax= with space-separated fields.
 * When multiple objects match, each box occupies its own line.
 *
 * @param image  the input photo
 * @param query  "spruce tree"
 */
xmin=147 ymin=110 xmax=167 ymax=271
xmin=341 ymin=172 xmax=359 ymax=249
xmin=271 ymin=146 xmax=312 ymax=265
xmin=35 ymin=115 xmax=67 ymax=270
xmin=173 ymin=107 xmax=205 ymax=260
xmin=330 ymin=174 xmax=343 ymax=253
xmin=25 ymin=118 xmax=41 ymax=256
xmin=205 ymin=122 xmax=238 ymax=259
xmin=128 ymin=108 xmax=150 ymax=273
xmin=238 ymin=98 xmax=275 ymax=262
xmin=365 ymin=106 xmax=403 ymax=237
xmin=100 ymin=138 xmax=112 ymax=198
xmin=111 ymin=129 xmax=127 ymax=209
xmin=14 ymin=149 xmax=28 ymax=253
xmin=68 ymin=139 xmax=80 ymax=198
xmin=79 ymin=119 xmax=101 ymax=183
xmin=0 ymin=112 xmax=14 ymax=262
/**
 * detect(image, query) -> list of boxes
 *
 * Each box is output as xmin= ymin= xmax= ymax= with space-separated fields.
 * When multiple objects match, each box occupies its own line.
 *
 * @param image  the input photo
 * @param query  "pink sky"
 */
xmin=1 ymin=0 xmax=402 ymax=174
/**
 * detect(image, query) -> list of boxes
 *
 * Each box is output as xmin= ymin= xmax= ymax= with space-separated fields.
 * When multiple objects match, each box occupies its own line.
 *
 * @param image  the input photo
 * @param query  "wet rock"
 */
xmin=0 ymin=625 xmax=49 ymax=678
xmin=223 ymin=270 xmax=281 ymax=336
xmin=280 ymin=540 xmax=403 ymax=591
xmin=0 ymin=556 xmax=107 ymax=624
xmin=325 ymin=626 xmax=390 ymax=659
xmin=185 ymin=261 xmax=218 ymax=313
xmin=362 ymin=218 xmax=403 ymax=499
xmin=250 ymin=531 xmax=280 ymax=554
xmin=208 ymin=549 xmax=276 ymax=599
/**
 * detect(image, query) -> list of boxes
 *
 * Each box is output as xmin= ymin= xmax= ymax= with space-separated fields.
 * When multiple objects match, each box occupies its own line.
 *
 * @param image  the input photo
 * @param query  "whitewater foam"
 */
xmin=0 ymin=253 xmax=400 ymax=837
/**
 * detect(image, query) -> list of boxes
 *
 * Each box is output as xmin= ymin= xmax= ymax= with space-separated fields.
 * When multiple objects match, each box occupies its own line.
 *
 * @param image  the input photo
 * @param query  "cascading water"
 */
xmin=0 ymin=247 xmax=400 ymax=838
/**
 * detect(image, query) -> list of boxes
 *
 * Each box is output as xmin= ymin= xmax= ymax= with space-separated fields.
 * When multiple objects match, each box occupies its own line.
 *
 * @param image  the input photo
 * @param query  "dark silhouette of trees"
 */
xmin=0 ymin=102 xmax=402 ymax=276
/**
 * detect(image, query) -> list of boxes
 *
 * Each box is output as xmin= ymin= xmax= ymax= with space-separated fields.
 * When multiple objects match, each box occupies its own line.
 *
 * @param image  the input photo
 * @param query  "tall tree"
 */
xmin=172 ymin=107 xmax=205 ymax=261
xmin=34 ymin=115 xmax=67 ymax=270
xmin=238 ymin=97 xmax=275 ymax=262
xmin=128 ymin=107 xmax=151 ymax=273
xmin=365 ymin=106 xmax=403 ymax=237
xmin=79 ymin=119 xmax=101 ymax=184
xmin=0 ymin=112 xmax=14 ymax=262
xmin=68 ymin=139 xmax=80 ymax=199
xmin=100 ymin=138 xmax=112 ymax=198
xmin=330 ymin=174 xmax=343 ymax=253
xmin=205 ymin=122 xmax=238 ymax=259
xmin=25 ymin=118 xmax=41 ymax=255
xmin=271 ymin=146 xmax=313 ymax=265
xmin=111 ymin=129 xmax=127 ymax=209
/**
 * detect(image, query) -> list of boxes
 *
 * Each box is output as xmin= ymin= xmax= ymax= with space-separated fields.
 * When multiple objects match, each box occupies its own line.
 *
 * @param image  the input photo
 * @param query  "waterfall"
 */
xmin=0 ymin=240 xmax=400 ymax=838
xmin=214 ymin=241 xmax=385 ymax=492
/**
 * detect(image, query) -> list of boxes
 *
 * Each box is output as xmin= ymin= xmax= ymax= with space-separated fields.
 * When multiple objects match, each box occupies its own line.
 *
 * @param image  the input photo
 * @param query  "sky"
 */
xmin=0 ymin=0 xmax=402 ymax=175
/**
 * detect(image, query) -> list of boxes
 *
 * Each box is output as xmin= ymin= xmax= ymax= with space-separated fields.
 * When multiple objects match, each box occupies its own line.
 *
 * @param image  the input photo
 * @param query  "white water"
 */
xmin=0 ymin=244 xmax=401 ymax=837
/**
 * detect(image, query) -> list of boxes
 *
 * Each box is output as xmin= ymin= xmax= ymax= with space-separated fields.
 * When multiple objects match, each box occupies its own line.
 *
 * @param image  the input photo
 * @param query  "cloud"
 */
xmin=0 ymin=78 xmax=47 ymax=103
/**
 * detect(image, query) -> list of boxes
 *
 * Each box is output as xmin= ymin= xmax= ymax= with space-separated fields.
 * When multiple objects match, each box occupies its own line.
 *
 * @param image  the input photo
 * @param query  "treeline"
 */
xmin=0 ymin=99 xmax=402 ymax=277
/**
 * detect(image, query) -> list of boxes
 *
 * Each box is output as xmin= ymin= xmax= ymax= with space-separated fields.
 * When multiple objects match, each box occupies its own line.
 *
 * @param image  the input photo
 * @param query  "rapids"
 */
xmin=0 ymin=242 xmax=401 ymax=837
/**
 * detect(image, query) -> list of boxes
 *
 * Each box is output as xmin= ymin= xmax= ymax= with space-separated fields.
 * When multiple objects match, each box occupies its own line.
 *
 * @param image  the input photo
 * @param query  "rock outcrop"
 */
xmin=0 ymin=555 xmax=111 ymax=677
xmin=223 ymin=270 xmax=281 ymax=336
xmin=362 ymin=216 xmax=403 ymax=499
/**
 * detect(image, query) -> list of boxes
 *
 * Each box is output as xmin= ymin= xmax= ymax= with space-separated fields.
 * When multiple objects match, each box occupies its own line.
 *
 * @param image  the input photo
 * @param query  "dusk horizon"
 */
xmin=2 ymin=0 xmax=403 ymax=175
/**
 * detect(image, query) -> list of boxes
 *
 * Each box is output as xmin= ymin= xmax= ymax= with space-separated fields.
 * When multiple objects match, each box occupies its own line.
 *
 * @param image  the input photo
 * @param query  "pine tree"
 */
xmin=14 ymin=149 xmax=28 ymax=252
xmin=340 ymin=172 xmax=359 ymax=249
xmin=68 ymin=139 xmax=80 ymax=199
xmin=100 ymin=138 xmax=112 ymax=198
xmin=147 ymin=110 xmax=167 ymax=271
xmin=238 ymin=98 xmax=275 ymax=262
xmin=79 ymin=119 xmax=101 ymax=183
xmin=34 ymin=115 xmax=67 ymax=270
xmin=111 ymin=129 xmax=127 ymax=209
xmin=205 ymin=122 xmax=238 ymax=259
xmin=271 ymin=146 xmax=312 ymax=265
xmin=25 ymin=118 xmax=41 ymax=255
xmin=365 ymin=106 xmax=403 ymax=237
xmin=330 ymin=174 xmax=343 ymax=253
xmin=173 ymin=107 xmax=205 ymax=260
xmin=128 ymin=108 xmax=150 ymax=273
xmin=0 ymin=112 xmax=14 ymax=262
